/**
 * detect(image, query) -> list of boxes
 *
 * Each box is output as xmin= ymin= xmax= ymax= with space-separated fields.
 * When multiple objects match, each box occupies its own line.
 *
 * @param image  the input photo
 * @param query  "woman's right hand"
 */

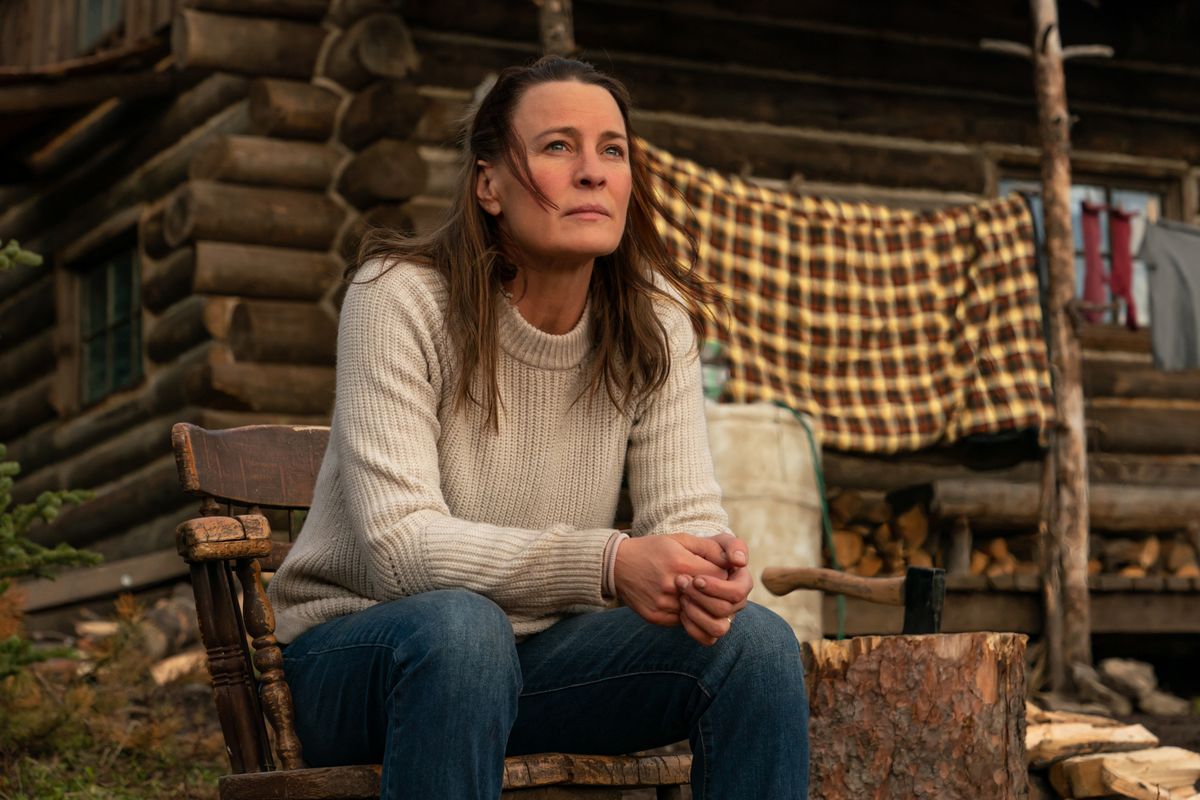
xmin=613 ymin=534 xmax=729 ymax=629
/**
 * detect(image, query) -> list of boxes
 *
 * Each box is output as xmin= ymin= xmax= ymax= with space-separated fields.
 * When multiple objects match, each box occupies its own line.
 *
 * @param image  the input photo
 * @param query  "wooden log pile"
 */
xmin=823 ymin=487 xmax=1200 ymax=585
xmin=1025 ymin=701 xmax=1200 ymax=799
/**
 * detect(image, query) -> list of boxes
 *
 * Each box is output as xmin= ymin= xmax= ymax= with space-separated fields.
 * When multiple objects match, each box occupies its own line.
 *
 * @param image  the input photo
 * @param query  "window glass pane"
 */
xmin=1132 ymin=259 xmax=1151 ymax=326
xmin=78 ymin=245 xmax=141 ymax=405
xmin=80 ymin=0 xmax=105 ymax=51
xmin=83 ymin=267 xmax=109 ymax=336
xmin=106 ymin=0 xmax=125 ymax=31
xmin=111 ymin=253 xmax=133 ymax=320
xmin=111 ymin=320 xmax=134 ymax=388
xmin=83 ymin=335 xmax=109 ymax=405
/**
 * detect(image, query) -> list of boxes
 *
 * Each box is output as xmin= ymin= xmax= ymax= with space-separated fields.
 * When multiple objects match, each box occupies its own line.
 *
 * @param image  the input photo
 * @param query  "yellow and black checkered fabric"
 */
xmin=645 ymin=142 xmax=1054 ymax=454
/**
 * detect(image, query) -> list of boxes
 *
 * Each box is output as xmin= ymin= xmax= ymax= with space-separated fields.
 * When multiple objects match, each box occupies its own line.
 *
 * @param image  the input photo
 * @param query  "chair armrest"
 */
xmin=177 ymin=514 xmax=273 ymax=562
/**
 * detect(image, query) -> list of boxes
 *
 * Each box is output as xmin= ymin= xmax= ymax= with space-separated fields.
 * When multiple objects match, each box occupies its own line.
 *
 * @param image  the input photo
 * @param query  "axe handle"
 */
xmin=760 ymin=567 xmax=905 ymax=606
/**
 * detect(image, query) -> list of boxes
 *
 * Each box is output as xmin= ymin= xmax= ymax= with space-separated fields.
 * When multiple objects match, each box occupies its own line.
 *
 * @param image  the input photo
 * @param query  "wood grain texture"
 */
xmin=172 ymin=423 xmax=329 ymax=507
xmin=804 ymin=632 xmax=1027 ymax=798
xmin=761 ymin=567 xmax=904 ymax=605
xmin=216 ymin=754 xmax=689 ymax=798
xmin=235 ymin=558 xmax=305 ymax=770
xmin=172 ymin=8 xmax=327 ymax=78
xmin=248 ymin=78 xmax=339 ymax=141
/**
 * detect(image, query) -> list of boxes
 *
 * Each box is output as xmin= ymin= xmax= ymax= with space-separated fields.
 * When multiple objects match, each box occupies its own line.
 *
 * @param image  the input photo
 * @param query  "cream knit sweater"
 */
xmin=268 ymin=260 xmax=730 ymax=643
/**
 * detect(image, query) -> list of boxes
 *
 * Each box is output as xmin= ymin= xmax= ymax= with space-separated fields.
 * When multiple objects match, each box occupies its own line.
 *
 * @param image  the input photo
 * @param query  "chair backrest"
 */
xmin=173 ymin=423 xmax=330 ymax=508
xmin=171 ymin=422 xmax=325 ymax=775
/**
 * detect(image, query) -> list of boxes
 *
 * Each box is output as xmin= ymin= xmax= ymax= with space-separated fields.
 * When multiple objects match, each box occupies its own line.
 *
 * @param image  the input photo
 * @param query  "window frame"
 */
xmin=53 ymin=205 xmax=146 ymax=416
xmin=994 ymin=157 xmax=1189 ymax=328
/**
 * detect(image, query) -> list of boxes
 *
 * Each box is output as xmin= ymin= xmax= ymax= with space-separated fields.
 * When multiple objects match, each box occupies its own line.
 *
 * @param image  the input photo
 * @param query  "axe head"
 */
xmin=901 ymin=567 xmax=946 ymax=634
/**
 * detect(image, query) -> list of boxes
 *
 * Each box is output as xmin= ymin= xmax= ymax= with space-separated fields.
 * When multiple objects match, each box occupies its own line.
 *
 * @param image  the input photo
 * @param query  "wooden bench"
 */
xmin=170 ymin=422 xmax=689 ymax=799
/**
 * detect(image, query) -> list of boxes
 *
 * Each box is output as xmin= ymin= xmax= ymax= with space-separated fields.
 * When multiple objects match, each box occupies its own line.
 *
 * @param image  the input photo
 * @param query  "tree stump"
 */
xmin=804 ymin=632 xmax=1027 ymax=799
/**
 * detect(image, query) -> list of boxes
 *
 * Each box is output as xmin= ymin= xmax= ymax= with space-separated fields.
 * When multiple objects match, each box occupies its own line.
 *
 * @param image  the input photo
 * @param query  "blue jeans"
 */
xmin=281 ymin=590 xmax=808 ymax=799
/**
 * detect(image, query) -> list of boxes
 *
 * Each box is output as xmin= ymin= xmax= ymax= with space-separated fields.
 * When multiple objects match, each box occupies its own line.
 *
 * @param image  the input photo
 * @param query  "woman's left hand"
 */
xmin=673 ymin=533 xmax=752 ymax=645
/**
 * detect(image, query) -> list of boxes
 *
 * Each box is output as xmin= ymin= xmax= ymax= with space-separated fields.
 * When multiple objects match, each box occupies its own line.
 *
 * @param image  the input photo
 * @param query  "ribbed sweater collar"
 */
xmin=497 ymin=295 xmax=593 ymax=370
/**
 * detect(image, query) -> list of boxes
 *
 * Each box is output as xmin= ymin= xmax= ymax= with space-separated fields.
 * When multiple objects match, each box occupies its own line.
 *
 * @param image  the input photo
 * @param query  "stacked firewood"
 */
xmin=824 ymin=488 xmax=1044 ymax=577
xmin=823 ymin=488 xmax=1200 ymax=581
xmin=824 ymin=489 xmax=935 ymax=576
xmin=1089 ymin=532 xmax=1200 ymax=579
xmin=1025 ymin=703 xmax=1200 ymax=799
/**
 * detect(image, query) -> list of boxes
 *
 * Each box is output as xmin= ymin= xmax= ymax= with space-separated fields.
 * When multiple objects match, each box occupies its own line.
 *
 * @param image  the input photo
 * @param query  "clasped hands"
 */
xmin=613 ymin=532 xmax=752 ymax=646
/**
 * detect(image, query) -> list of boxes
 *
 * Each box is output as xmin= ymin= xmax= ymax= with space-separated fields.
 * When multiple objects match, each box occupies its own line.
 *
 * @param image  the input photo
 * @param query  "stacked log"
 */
xmin=821 ymin=489 xmax=936 ymax=577
xmin=823 ymin=485 xmax=1200 ymax=585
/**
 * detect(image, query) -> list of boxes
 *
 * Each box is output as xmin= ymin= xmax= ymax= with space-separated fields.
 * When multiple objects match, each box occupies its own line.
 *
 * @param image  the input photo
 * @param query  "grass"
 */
xmin=0 ymin=596 xmax=226 ymax=800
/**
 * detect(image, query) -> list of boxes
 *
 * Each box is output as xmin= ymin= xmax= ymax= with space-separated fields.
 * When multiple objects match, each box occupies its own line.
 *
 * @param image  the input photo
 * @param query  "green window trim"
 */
xmin=79 ymin=248 xmax=142 ymax=406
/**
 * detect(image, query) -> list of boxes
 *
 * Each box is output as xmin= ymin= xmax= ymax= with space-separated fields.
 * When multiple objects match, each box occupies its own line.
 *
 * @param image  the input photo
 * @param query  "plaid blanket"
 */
xmin=645 ymin=142 xmax=1054 ymax=454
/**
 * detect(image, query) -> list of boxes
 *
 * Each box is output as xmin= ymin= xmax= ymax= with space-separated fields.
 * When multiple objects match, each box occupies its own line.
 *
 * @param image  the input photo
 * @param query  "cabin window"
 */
xmin=79 ymin=247 xmax=142 ymax=405
xmin=78 ymin=0 xmax=124 ymax=54
xmin=999 ymin=178 xmax=1163 ymax=326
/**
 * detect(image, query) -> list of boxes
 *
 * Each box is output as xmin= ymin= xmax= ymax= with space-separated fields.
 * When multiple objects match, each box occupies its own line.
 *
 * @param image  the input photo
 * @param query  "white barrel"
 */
xmin=706 ymin=402 xmax=823 ymax=642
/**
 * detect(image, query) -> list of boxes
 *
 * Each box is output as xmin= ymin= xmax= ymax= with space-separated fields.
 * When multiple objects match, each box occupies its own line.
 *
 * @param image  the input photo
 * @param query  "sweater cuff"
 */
xmin=602 ymin=531 xmax=629 ymax=600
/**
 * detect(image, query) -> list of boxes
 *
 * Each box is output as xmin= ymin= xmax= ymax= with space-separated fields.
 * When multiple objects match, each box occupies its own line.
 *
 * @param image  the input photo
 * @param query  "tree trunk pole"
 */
xmin=1029 ymin=0 xmax=1092 ymax=676
xmin=537 ymin=0 xmax=577 ymax=56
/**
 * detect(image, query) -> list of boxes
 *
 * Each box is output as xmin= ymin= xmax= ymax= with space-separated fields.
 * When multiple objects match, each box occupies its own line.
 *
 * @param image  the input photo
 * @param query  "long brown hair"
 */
xmin=354 ymin=55 xmax=719 ymax=429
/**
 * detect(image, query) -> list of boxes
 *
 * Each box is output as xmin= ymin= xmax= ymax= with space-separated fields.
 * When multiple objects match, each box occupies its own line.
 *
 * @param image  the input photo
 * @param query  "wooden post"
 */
xmin=537 ymin=0 xmax=577 ymax=56
xmin=1030 ymin=0 xmax=1092 ymax=674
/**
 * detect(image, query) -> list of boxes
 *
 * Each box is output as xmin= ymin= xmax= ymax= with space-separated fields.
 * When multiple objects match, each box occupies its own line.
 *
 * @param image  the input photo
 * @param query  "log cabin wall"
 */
xmin=3 ymin=0 xmax=1200 ymax=632
xmin=0 ymin=0 xmax=178 ymax=67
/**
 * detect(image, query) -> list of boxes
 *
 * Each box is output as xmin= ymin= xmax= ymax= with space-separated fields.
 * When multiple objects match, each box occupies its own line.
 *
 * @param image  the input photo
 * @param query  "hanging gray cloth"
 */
xmin=1138 ymin=219 xmax=1200 ymax=370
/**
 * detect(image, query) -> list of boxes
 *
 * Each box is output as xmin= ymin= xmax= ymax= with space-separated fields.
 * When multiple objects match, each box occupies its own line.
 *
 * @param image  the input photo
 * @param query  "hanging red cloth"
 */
xmin=1080 ymin=200 xmax=1107 ymax=324
xmin=1109 ymin=206 xmax=1137 ymax=329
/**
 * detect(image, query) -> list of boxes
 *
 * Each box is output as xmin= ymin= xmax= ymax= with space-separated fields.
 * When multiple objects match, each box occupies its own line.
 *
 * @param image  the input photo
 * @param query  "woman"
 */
xmin=268 ymin=56 xmax=809 ymax=799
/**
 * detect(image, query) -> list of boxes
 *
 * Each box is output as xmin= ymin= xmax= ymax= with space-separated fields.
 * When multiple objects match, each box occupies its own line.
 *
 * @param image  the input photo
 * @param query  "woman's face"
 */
xmin=475 ymin=80 xmax=632 ymax=271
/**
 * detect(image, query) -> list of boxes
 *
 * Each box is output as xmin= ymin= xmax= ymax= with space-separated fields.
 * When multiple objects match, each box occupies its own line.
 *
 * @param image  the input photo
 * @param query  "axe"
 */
xmin=760 ymin=566 xmax=946 ymax=634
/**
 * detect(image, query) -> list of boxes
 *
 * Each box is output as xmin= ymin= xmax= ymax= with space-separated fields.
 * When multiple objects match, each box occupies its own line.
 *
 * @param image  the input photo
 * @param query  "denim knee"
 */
xmin=394 ymin=589 xmax=522 ymax=699
xmin=724 ymin=604 xmax=806 ymax=687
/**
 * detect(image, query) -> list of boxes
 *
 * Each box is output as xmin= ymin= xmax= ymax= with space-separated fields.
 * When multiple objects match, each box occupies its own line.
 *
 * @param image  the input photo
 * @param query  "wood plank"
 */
xmin=179 ymin=0 xmax=330 ymax=19
xmin=1026 ymin=722 xmax=1159 ymax=768
xmin=227 ymin=300 xmax=337 ymax=365
xmin=1088 ymin=398 xmax=1200 ymax=455
xmin=192 ymin=241 xmax=341 ymax=301
xmin=17 ymin=548 xmax=189 ymax=612
xmin=189 ymin=134 xmax=340 ymax=190
xmin=409 ymin=28 xmax=1200 ymax=162
xmin=1051 ymin=747 xmax=1200 ymax=800
xmin=162 ymin=180 xmax=345 ymax=251
xmin=931 ymin=479 xmax=1200 ymax=533
xmin=0 ymin=275 xmax=55 ymax=348
xmin=0 ymin=375 xmax=56 ymax=442
xmin=0 ymin=69 xmax=180 ymax=112
xmin=5 ymin=342 xmax=213 ymax=477
xmin=822 ymin=588 xmax=1200 ymax=636
xmin=1081 ymin=324 xmax=1153 ymax=354
xmin=1089 ymin=592 xmax=1200 ymax=633
xmin=0 ymin=327 xmax=54 ymax=387
xmin=172 ymin=422 xmax=330 ymax=508
xmin=405 ymin=0 xmax=1200 ymax=118
xmin=1084 ymin=359 xmax=1200 ymax=401
xmin=0 ymin=73 xmax=249 ymax=247
xmin=28 ymin=455 xmax=183 ymax=549
xmin=172 ymin=9 xmax=326 ymax=79
xmin=633 ymin=110 xmax=988 ymax=193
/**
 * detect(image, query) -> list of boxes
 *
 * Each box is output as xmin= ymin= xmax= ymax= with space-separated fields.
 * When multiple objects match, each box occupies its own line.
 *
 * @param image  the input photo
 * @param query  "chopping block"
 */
xmin=762 ymin=565 xmax=1029 ymax=799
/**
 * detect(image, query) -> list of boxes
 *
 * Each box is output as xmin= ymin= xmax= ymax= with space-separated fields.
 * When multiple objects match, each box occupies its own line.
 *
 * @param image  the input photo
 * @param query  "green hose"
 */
xmin=775 ymin=402 xmax=846 ymax=640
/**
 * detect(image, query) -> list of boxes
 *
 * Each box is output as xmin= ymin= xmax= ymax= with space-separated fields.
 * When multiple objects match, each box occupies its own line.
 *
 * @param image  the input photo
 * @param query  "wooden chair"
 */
xmin=170 ymin=422 xmax=690 ymax=800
